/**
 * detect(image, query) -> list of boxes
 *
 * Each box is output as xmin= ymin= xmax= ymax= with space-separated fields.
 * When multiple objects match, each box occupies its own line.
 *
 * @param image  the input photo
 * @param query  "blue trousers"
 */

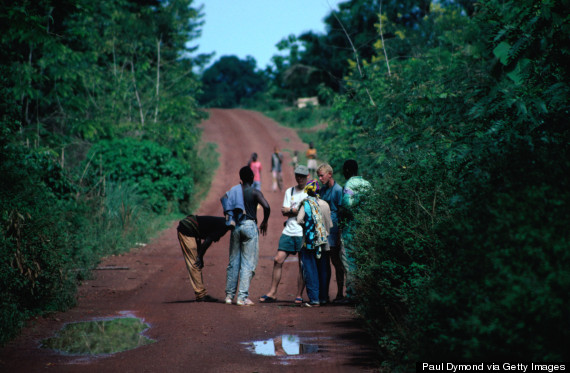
xmin=300 ymin=248 xmax=319 ymax=304
xmin=317 ymin=250 xmax=331 ymax=303
xmin=225 ymin=220 xmax=259 ymax=302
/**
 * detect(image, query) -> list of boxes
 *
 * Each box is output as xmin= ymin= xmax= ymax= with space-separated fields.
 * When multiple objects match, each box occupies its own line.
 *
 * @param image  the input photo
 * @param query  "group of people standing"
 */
xmin=175 ymin=144 xmax=370 ymax=308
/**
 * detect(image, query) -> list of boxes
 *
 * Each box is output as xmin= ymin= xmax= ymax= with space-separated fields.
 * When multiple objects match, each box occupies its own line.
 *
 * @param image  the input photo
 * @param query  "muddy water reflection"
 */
xmin=41 ymin=316 xmax=154 ymax=355
xmin=247 ymin=335 xmax=318 ymax=356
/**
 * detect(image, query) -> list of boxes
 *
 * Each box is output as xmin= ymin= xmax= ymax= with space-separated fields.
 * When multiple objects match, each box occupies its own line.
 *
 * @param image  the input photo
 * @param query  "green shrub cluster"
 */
xmin=265 ymin=105 xmax=334 ymax=130
xmin=0 ymin=0 xmax=206 ymax=347
xmin=316 ymin=0 xmax=570 ymax=368
xmin=83 ymin=138 xmax=193 ymax=213
xmin=1 ymin=137 xmax=77 ymax=343
xmin=417 ymin=139 xmax=570 ymax=361
xmin=0 ymin=132 xmax=178 ymax=346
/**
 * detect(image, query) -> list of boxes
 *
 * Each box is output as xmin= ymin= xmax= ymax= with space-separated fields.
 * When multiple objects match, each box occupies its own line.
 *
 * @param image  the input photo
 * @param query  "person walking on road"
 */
xmin=306 ymin=142 xmax=317 ymax=179
xmin=176 ymin=215 xmax=231 ymax=302
xmin=259 ymin=165 xmax=309 ymax=305
xmin=317 ymin=163 xmax=345 ymax=303
xmin=222 ymin=166 xmax=270 ymax=306
xmin=291 ymin=150 xmax=299 ymax=170
xmin=271 ymin=146 xmax=284 ymax=192
xmin=249 ymin=152 xmax=262 ymax=191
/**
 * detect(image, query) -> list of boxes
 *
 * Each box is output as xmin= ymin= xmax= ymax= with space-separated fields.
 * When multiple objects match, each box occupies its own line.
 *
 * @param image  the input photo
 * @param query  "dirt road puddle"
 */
xmin=41 ymin=314 xmax=155 ymax=355
xmin=245 ymin=334 xmax=319 ymax=356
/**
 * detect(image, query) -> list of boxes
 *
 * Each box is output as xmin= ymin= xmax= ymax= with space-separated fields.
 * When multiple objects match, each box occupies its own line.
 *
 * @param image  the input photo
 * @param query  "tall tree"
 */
xmin=199 ymin=55 xmax=267 ymax=108
xmin=0 ymin=0 xmax=207 ymax=153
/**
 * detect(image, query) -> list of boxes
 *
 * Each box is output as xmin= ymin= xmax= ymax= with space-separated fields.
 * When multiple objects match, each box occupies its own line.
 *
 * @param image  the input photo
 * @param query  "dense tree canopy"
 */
xmin=199 ymin=55 xmax=267 ymax=108
xmin=264 ymin=0 xmax=481 ymax=101
xmin=1 ymin=0 xmax=209 ymax=344
xmin=314 ymin=0 xmax=570 ymax=366
xmin=1 ymin=0 xmax=207 ymax=153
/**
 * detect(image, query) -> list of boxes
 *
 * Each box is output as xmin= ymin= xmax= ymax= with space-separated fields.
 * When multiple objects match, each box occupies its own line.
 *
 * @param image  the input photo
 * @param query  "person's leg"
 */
xmin=296 ymin=260 xmax=305 ymax=300
xmin=177 ymin=231 xmax=207 ymax=299
xmin=225 ymin=227 xmax=242 ymax=301
xmin=292 ymin=236 xmax=305 ymax=300
xmin=330 ymin=245 xmax=345 ymax=300
xmin=340 ymin=231 xmax=358 ymax=300
xmin=264 ymin=250 xmax=289 ymax=298
xmin=277 ymin=171 xmax=283 ymax=191
xmin=299 ymin=249 xmax=319 ymax=304
xmin=272 ymin=170 xmax=278 ymax=192
xmin=237 ymin=220 xmax=259 ymax=302
xmin=317 ymin=250 xmax=331 ymax=304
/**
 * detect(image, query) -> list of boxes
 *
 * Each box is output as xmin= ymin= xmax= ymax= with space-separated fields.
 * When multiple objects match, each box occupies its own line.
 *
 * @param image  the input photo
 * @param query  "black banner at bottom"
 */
xmin=417 ymin=363 xmax=568 ymax=373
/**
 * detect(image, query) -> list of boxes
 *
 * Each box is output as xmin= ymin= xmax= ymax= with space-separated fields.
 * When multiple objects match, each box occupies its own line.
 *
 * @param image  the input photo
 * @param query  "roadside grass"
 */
xmin=261 ymin=105 xmax=335 ymax=171
xmin=263 ymin=105 xmax=333 ymax=130
xmin=189 ymin=141 xmax=219 ymax=213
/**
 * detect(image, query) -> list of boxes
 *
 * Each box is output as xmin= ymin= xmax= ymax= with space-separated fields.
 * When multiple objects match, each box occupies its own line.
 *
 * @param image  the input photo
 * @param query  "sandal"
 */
xmin=294 ymin=297 xmax=303 ymax=304
xmin=259 ymin=295 xmax=277 ymax=303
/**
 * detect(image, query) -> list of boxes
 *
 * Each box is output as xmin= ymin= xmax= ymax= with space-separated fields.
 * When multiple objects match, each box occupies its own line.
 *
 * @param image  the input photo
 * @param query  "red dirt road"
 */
xmin=0 ymin=109 xmax=378 ymax=372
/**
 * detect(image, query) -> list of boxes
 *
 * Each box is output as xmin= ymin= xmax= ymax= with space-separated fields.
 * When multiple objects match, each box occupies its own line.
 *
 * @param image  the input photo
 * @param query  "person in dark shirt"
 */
xmin=176 ymin=215 xmax=231 ymax=302
xmin=221 ymin=166 xmax=270 ymax=306
xmin=317 ymin=162 xmax=345 ymax=303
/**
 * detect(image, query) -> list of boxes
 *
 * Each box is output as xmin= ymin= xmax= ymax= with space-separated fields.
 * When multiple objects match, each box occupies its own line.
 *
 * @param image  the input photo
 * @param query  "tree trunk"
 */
xmin=130 ymin=60 xmax=145 ymax=127
xmin=154 ymin=37 xmax=161 ymax=123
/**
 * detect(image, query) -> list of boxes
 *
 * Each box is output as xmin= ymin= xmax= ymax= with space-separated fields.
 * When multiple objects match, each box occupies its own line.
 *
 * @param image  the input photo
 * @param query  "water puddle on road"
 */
xmin=41 ymin=313 xmax=155 ymax=356
xmin=244 ymin=334 xmax=319 ymax=357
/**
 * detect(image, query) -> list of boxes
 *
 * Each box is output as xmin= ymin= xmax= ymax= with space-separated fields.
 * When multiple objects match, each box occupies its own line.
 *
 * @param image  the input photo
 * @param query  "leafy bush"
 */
xmin=415 ymin=137 xmax=570 ymax=362
xmin=0 ymin=0 xmax=206 ymax=347
xmin=0 ymin=143 xmax=77 ymax=345
xmin=317 ymin=0 xmax=570 ymax=369
xmin=83 ymin=138 xmax=193 ymax=213
xmin=265 ymin=105 xmax=334 ymax=129
xmin=0 ymin=137 xmax=176 ymax=345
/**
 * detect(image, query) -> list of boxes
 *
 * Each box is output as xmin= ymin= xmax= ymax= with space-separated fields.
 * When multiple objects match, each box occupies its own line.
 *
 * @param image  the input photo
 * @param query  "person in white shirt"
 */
xmin=259 ymin=165 xmax=309 ymax=304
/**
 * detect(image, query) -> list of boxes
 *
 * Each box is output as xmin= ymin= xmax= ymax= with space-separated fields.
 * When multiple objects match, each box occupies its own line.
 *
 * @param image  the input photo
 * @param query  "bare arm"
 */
xmin=195 ymin=222 xmax=230 ymax=269
xmin=254 ymin=189 xmax=271 ymax=236
xmin=281 ymin=206 xmax=299 ymax=217
xmin=296 ymin=204 xmax=306 ymax=224
xmin=194 ymin=237 xmax=212 ymax=269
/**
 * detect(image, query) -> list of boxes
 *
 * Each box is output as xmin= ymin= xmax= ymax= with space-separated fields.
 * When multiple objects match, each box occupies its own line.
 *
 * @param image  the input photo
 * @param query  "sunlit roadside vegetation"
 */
xmin=0 ymin=0 xmax=208 ymax=345
xmin=309 ymin=0 xmax=570 ymax=368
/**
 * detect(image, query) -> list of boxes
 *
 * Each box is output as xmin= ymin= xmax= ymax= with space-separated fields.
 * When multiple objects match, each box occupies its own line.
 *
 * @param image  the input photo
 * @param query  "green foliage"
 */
xmin=199 ymin=55 xmax=267 ymax=108
xmin=265 ymin=106 xmax=335 ymax=129
xmin=83 ymin=138 xmax=193 ymax=213
xmin=0 ymin=130 xmax=176 ymax=346
xmin=417 ymin=138 xmax=570 ymax=361
xmin=0 ymin=0 xmax=206 ymax=154
xmin=264 ymin=0 xmax=480 ymax=100
xmin=0 ymin=0 xmax=209 ymax=345
xmin=0 ymin=140 xmax=77 ymax=345
xmin=314 ymin=0 xmax=570 ymax=368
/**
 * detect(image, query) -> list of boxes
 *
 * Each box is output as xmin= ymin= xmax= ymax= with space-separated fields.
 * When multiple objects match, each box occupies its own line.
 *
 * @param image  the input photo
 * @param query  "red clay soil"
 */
xmin=0 ymin=109 xmax=379 ymax=373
